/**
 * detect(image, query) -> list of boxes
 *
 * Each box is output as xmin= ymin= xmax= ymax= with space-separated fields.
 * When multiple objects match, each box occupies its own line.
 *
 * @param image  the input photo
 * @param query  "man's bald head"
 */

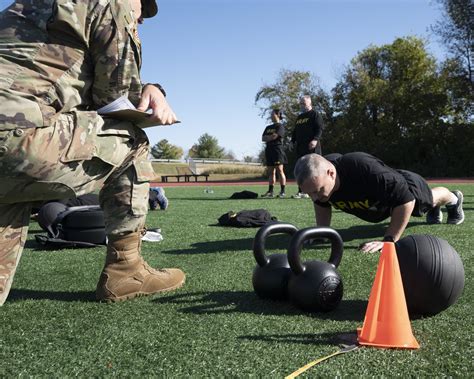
xmin=294 ymin=154 xmax=332 ymax=187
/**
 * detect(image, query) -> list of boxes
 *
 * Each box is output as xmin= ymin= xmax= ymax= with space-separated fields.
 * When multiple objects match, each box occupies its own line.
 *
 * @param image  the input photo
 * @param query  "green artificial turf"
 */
xmin=1 ymin=183 xmax=472 ymax=377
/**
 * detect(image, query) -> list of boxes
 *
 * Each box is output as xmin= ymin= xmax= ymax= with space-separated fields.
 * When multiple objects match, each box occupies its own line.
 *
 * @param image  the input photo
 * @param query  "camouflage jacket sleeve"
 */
xmin=88 ymin=0 xmax=143 ymax=108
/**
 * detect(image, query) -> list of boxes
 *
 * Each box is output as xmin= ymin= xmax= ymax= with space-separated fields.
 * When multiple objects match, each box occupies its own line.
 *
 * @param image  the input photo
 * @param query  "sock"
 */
xmin=268 ymin=185 xmax=274 ymax=193
xmin=446 ymin=192 xmax=459 ymax=206
xmin=280 ymin=185 xmax=285 ymax=193
xmin=298 ymin=187 xmax=302 ymax=194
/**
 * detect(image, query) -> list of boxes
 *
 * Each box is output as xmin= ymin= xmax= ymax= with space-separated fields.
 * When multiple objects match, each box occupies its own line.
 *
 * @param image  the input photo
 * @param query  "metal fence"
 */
xmin=150 ymin=157 xmax=262 ymax=166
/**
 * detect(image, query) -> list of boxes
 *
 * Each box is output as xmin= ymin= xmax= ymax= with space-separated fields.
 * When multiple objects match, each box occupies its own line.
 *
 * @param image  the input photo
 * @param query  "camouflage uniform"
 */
xmin=0 ymin=0 xmax=157 ymax=304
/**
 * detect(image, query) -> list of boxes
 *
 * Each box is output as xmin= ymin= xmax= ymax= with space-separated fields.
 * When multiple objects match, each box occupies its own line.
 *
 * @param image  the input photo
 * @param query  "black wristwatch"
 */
xmin=383 ymin=235 xmax=395 ymax=242
xmin=144 ymin=83 xmax=166 ymax=97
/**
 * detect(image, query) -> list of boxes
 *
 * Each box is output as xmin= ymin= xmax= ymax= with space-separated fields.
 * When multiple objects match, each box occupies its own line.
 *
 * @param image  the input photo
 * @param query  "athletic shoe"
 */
xmin=426 ymin=206 xmax=442 ymax=224
xmin=261 ymin=191 xmax=274 ymax=198
xmin=156 ymin=188 xmax=169 ymax=210
xmin=446 ymin=190 xmax=464 ymax=225
xmin=149 ymin=187 xmax=168 ymax=210
xmin=292 ymin=192 xmax=309 ymax=199
xmin=277 ymin=192 xmax=286 ymax=198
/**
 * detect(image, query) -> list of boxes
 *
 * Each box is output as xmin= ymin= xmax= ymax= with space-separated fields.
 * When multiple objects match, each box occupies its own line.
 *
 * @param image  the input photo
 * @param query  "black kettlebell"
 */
xmin=287 ymin=227 xmax=344 ymax=312
xmin=252 ymin=222 xmax=299 ymax=300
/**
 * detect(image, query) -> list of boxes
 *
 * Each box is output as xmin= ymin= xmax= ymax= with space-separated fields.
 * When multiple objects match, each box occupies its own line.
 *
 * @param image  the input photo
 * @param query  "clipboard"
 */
xmin=97 ymin=95 xmax=180 ymax=128
xmin=102 ymin=109 xmax=180 ymax=128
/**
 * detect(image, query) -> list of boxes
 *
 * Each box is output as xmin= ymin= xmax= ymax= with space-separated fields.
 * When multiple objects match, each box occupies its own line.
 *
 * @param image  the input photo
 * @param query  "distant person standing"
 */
xmin=261 ymin=109 xmax=287 ymax=198
xmin=291 ymin=95 xmax=324 ymax=198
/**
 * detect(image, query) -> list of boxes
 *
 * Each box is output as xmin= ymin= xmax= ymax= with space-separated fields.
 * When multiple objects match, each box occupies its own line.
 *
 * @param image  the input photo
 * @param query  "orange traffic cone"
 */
xmin=357 ymin=242 xmax=420 ymax=349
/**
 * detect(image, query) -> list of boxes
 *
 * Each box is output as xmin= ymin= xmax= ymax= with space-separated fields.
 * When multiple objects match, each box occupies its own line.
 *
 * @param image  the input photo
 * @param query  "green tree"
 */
xmin=439 ymin=57 xmax=473 ymax=123
xmin=432 ymin=0 xmax=473 ymax=82
xmin=150 ymin=139 xmax=183 ymax=159
xmin=255 ymin=69 xmax=332 ymax=142
xmin=329 ymin=37 xmax=451 ymax=172
xmin=188 ymin=133 xmax=225 ymax=159
xmin=255 ymin=69 xmax=332 ymax=174
xmin=432 ymin=0 xmax=473 ymax=122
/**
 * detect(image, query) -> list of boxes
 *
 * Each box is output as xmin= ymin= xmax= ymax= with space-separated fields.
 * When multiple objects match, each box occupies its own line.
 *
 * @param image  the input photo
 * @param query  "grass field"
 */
xmin=1 ymin=183 xmax=472 ymax=377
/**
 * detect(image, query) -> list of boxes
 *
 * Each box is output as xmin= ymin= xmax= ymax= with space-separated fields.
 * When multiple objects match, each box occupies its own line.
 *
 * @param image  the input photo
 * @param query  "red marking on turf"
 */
xmin=425 ymin=178 xmax=474 ymax=183
xmin=154 ymin=181 xmax=269 ymax=187
xmin=153 ymin=178 xmax=474 ymax=187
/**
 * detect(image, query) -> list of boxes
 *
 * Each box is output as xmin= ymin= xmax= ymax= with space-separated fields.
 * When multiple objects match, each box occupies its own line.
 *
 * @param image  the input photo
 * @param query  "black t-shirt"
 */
xmin=262 ymin=122 xmax=285 ymax=146
xmin=291 ymin=109 xmax=324 ymax=156
xmin=315 ymin=152 xmax=415 ymax=223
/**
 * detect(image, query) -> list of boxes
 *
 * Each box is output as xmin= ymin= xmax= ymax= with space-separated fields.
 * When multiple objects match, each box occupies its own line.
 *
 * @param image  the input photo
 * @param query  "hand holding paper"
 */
xmin=138 ymin=84 xmax=180 ymax=125
xmin=98 ymin=87 xmax=180 ymax=128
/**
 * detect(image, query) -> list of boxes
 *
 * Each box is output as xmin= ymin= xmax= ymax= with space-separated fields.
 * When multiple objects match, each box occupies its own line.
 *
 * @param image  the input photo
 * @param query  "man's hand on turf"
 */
xmin=358 ymin=241 xmax=384 ymax=253
xmin=138 ymin=84 xmax=178 ymax=125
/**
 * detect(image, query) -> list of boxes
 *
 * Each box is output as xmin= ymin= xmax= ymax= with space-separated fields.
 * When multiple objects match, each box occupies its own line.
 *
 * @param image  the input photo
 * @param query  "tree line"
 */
xmin=255 ymin=0 xmax=472 ymax=177
xmin=151 ymin=133 xmax=237 ymax=161
xmin=152 ymin=0 xmax=472 ymax=176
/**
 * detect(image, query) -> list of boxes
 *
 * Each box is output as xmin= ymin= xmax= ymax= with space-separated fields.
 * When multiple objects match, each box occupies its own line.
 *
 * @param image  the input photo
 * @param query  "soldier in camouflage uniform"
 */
xmin=0 ymin=0 xmax=185 ymax=305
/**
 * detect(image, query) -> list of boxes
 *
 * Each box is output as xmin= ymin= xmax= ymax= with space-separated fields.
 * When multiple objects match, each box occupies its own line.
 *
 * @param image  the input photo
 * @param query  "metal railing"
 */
xmin=150 ymin=158 xmax=262 ymax=166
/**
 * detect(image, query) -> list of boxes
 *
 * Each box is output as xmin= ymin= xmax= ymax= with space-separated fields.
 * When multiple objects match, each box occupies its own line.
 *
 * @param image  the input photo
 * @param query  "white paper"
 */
xmin=97 ymin=95 xmax=180 ymax=128
xmin=97 ymin=95 xmax=136 ymax=114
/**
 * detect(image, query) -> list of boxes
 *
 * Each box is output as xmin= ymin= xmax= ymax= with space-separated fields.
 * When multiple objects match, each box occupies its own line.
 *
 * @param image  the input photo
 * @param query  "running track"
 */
xmin=154 ymin=178 xmax=474 ymax=187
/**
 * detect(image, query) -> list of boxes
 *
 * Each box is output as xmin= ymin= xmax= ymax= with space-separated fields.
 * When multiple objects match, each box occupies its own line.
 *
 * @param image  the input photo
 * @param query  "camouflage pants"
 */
xmin=0 ymin=111 xmax=156 ymax=305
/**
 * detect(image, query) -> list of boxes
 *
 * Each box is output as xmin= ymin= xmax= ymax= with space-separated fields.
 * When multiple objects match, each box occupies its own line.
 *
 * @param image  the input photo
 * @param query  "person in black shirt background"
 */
xmin=291 ymin=95 xmax=324 ymax=198
xmin=261 ymin=109 xmax=287 ymax=198
xmin=294 ymin=152 xmax=465 ymax=253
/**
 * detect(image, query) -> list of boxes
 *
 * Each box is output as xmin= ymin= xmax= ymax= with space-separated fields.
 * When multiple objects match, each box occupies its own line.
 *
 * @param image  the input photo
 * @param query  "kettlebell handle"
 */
xmin=287 ymin=227 xmax=344 ymax=275
xmin=253 ymin=222 xmax=299 ymax=267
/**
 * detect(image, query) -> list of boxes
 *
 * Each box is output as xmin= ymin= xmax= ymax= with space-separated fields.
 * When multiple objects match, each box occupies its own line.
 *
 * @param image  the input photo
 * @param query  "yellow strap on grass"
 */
xmin=285 ymin=344 xmax=360 ymax=379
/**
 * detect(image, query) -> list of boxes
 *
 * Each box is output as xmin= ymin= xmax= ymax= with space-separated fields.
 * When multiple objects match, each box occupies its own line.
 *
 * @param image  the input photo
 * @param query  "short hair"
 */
xmin=272 ymin=108 xmax=283 ymax=119
xmin=294 ymin=154 xmax=329 ymax=186
xmin=300 ymin=95 xmax=312 ymax=103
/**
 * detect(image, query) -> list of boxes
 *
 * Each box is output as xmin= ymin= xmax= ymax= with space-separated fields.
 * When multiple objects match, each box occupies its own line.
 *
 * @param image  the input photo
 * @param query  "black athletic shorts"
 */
xmin=265 ymin=145 xmax=287 ymax=166
xmin=398 ymin=170 xmax=434 ymax=217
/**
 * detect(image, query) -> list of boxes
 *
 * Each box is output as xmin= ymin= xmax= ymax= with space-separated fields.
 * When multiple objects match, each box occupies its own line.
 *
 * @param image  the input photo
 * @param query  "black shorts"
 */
xmin=265 ymin=145 xmax=287 ymax=166
xmin=398 ymin=170 xmax=434 ymax=217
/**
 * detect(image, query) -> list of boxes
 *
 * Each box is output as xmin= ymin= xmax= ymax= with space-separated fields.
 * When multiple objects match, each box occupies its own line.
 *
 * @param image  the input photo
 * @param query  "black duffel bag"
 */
xmin=218 ymin=209 xmax=277 ymax=227
xmin=35 ymin=203 xmax=106 ymax=248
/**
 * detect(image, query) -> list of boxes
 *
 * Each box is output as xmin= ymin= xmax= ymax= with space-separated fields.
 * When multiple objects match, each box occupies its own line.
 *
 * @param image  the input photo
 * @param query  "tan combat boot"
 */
xmin=96 ymin=232 xmax=185 ymax=302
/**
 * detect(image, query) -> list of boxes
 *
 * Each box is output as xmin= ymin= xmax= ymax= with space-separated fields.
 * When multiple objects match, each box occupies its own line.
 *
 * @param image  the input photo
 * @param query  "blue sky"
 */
xmin=0 ymin=0 xmax=446 ymax=159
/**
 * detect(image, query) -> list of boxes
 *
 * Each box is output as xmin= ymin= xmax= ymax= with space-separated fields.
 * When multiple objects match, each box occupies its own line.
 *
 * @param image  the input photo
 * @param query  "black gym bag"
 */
xmin=229 ymin=190 xmax=259 ymax=199
xmin=218 ymin=209 xmax=277 ymax=227
xmin=35 ymin=203 xmax=106 ymax=249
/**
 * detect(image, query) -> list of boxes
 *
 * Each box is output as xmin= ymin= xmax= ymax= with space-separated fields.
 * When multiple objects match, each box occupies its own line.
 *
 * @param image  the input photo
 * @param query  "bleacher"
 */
xmin=161 ymin=166 xmax=209 ymax=183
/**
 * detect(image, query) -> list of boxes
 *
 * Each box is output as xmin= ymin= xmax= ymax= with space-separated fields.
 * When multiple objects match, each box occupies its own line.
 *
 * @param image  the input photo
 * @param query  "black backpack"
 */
xmin=218 ymin=209 xmax=277 ymax=227
xmin=35 ymin=203 xmax=106 ymax=248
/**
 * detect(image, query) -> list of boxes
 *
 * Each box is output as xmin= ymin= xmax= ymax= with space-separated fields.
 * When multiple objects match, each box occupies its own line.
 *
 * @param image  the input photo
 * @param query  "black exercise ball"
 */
xmin=395 ymin=234 xmax=465 ymax=317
